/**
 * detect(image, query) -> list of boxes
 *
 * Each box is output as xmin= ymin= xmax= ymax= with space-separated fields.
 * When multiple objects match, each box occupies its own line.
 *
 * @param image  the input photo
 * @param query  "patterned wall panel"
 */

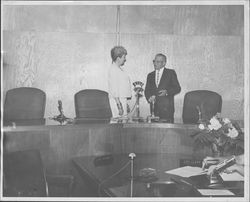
xmin=2 ymin=5 xmax=244 ymax=123
xmin=14 ymin=31 xmax=38 ymax=87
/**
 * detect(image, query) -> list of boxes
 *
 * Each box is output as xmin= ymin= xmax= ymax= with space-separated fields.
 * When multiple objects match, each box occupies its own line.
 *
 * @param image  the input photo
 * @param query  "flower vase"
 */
xmin=211 ymin=143 xmax=223 ymax=158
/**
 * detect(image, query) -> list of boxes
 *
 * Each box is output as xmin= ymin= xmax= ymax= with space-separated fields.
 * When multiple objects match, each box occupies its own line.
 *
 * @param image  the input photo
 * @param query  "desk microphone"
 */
xmin=129 ymin=153 xmax=136 ymax=197
xmin=129 ymin=153 xmax=136 ymax=159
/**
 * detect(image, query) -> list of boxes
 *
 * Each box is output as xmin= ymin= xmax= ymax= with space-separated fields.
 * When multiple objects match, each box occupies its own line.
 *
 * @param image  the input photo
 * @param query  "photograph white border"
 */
xmin=1 ymin=1 xmax=249 ymax=201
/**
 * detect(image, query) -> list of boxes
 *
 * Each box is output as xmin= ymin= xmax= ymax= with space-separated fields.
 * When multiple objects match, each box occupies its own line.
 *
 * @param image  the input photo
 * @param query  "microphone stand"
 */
xmin=132 ymin=89 xmax=143 ymax=122
xmin=196 ymin=105 xmax=202 ymax=124
xmin=148 ymin=100 xmax=159 ymax=123
xmin=152 ymin=100 xmax=155 ymax=117
xmin=49 ymin=100 xmax=72 ymax=125
xmin=129 ymin=153 xmax=136 ymax=197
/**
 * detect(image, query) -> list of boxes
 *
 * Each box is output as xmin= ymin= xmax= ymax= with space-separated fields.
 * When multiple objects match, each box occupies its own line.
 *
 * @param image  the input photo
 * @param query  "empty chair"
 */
xmin=3 ymin=87 xmax=46 ymax=126
xmin=74 ymin=89 xmax=112 ymax=123
xmin=182 ymin=90 xmax=222 ymax=124
xmin=3 ymin=149 xmax=74 ymax=197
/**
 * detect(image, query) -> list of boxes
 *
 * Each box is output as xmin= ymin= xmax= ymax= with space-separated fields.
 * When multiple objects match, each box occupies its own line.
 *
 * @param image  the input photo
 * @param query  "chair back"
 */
xmin=182 ymin=90 xmax=222 ymax=124
xmin=4 ymin=87 xmax=46 ymax=126
xmin=74 ymin=89 xmax=112 ymax=123
xmin=3 ymin=149 xmax=48 ymax=197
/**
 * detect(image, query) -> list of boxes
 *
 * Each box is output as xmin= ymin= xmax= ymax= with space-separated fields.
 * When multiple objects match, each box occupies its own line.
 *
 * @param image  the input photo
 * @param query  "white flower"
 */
xmin=208 ymin=124 xmax=213 ymax=131
xmin=213 ymin=123 xmax=222 ymax=130
xmin=209 ymin=117 xmax=222 ymax=130
xmin=199 ymin=124 xmax=205 ymax=130
xmin=227 ymin=127 xmax=239 ymax=139
xmin=223 ymin=118 xmax=231 ymax=124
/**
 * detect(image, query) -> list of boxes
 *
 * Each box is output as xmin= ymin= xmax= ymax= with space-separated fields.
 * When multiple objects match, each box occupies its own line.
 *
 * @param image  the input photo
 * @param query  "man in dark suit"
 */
xmin=145 ymin=53 xmax=181 ymax=123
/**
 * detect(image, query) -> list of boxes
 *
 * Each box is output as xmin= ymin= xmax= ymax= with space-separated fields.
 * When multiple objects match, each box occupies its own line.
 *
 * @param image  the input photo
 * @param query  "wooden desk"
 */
xmin=3 ymin=123 xmax=210 ymax=176
xmin=73 ymin=153 xmax=244 ymax=197
xmin=3 ymin=123 xmax=243 ymax=197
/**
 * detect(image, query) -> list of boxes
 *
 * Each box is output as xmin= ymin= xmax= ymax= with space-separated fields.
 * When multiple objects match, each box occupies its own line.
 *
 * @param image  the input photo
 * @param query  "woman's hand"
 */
xmin=127 ymin=104 xmax=130 ymax=113
xmin=118 ymin=108 xmax=124 ymax=116
xmin=116 ymin=102 xmax=124 ymax=116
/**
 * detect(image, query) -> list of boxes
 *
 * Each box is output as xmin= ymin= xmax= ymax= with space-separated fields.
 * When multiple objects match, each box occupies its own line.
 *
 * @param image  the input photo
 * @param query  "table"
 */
xmin=3 ymin=123 xmax=207 ymax=175
xmin=73 ymin=153 xmax=244 ymax=197
xmin=3 ymin=123 xmax=245 ymax=197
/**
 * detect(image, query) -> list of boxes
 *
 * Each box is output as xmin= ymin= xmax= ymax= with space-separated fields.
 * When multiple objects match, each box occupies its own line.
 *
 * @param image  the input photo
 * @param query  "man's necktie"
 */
xmin=156 ymin=70 xmax=160 ymax=87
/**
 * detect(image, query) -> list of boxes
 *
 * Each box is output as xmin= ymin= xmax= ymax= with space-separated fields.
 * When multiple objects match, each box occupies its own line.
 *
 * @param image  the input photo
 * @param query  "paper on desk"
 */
xmin=198 ymin=189 xmax=235 ymax=196
xmin=165 ymin=166 xmax=205 ymax=178
xmin=220 ymin=172 xmax=244 ymax=181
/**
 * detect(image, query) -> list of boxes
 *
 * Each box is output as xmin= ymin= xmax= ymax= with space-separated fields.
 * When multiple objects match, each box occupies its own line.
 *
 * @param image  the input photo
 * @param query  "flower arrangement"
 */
xmin=191 ymin=113 xmax=244 ymax=157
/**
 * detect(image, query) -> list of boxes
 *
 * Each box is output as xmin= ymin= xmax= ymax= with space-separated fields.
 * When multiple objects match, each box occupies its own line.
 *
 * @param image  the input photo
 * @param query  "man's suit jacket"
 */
xmin=145 ymin=68 xmax=181 ymax=122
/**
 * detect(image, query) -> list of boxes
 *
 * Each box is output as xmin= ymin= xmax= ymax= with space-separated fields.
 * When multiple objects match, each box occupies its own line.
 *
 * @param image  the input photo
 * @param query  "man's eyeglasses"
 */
xmin=153 ymin=60 xmax=165 ymax=64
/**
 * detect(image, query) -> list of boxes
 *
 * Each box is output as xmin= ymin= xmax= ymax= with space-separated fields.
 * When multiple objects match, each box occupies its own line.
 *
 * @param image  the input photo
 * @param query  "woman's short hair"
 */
xmin=111 ymin=46 xmax=127 ymax=62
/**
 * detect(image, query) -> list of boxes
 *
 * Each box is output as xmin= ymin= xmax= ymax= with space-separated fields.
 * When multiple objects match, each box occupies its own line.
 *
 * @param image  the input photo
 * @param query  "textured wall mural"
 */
xmin=14 ymin=31 xmax=38 ymax=87
xmin=2 ymin=5 xmax=245 ymax=123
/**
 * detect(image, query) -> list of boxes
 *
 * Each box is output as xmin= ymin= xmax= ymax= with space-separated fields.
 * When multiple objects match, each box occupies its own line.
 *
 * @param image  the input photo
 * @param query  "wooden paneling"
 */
xmin=3 ymin=130 xmax=50 ymax=153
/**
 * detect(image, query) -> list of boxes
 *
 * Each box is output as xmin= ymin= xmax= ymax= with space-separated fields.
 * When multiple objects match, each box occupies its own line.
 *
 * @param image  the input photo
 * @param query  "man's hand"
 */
xmin=158 ymin=89 xmax=168 ymax=96
xmin=149 ymin=95 xmax=156 ymax=103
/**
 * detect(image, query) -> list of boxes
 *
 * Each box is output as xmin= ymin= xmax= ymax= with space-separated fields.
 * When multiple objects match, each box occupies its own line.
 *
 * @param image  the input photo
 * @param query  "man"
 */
xmin=108 ymin=46 xmax=132 ymax=118
xmin=145 ymin=53 xmax=181 ymax=123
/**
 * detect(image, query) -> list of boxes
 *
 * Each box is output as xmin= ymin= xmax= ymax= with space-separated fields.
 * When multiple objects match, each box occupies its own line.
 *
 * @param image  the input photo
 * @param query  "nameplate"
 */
xmin=180 ymin=159 xmax=203 ymax=167
xmin=93 ymin=154 xmax=114 ymax=166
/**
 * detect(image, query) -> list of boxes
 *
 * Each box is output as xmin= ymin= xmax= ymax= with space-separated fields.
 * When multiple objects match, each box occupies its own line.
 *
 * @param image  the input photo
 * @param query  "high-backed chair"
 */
xmin=3 ymin=149 xmax=74 ymax=197
xmin=3 ymin=87 xmax=46 ymax=126
xmin=74 ymin=89 xmax=112 ymax=123
xmin=182 ymin=90 xmax=222 ymax=124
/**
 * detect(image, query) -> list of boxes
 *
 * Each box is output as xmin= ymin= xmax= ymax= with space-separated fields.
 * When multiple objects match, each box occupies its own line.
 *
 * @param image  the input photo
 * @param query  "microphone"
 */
xmin=129 ymin=153 xmax=136 ymax=197
xmin=196 ymin=105 xmax=201 ymax=115
xmin=58 ymin=100 xmax=63 ymax=113
xmin=129 ymin=153 xmax=136 ymax=159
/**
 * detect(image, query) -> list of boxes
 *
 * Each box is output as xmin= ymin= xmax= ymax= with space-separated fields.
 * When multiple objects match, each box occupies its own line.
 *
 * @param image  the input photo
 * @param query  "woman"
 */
xmin=108 ymin=46 xmax=132 ymax=119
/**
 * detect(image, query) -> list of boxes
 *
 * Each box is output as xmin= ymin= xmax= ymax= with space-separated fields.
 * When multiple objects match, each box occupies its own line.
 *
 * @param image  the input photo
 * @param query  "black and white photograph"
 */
xmin=1 ymin=0 xmax=249 ymax=201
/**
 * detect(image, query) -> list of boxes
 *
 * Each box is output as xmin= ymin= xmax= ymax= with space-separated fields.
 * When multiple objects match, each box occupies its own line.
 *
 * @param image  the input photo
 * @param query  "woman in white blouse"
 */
xmin=108 ymin=46 xmax=132 ymax=118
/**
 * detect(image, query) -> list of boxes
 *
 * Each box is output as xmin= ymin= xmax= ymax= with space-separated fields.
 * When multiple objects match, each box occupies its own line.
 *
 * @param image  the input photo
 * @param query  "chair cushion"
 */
xmin=74 ymin=89 xmax=112 ymax=119
xmin=4 ymin=87 xmax=46 ymax=125
xmin=182 ymin=90 xmax=222 ymax=124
